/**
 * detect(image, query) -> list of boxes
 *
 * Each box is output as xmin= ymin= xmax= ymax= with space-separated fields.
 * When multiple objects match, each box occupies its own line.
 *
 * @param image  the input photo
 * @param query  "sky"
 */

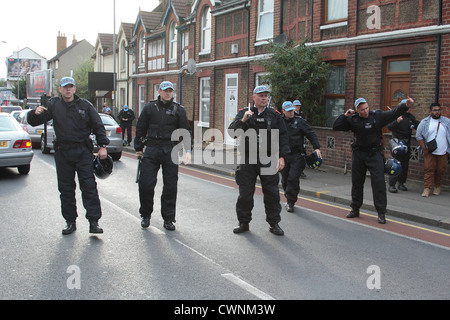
xmin=0 ymin=0 xmax=160 ymax=79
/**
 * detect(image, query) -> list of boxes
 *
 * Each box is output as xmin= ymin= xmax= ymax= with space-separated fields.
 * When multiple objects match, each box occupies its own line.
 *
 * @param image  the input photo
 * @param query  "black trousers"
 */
xmin=235 ymin=163 xmax=281 ymax=225
xmin=121 ymin=123 xmax=132 ymax=143
xmin=389 ymin=152 xmax=410 ymax=186
xmin=351 ymin=150 xmax=387 ymax=214
xmin=54 ymin=145 xmax=102 ymax=222
xmin=139 ymin=145 xmax=178 ymax=222
xmin=280 ymin=153 xmax=305 ymax=205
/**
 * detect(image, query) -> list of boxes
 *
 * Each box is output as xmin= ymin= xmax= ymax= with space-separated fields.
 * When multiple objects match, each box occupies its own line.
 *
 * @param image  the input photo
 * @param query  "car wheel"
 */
xmin=18 ymin=164 xmax=30 ymax=175
xmin=110 ymin=152 xmax=122 ymax=161
xmin=41 ymin=135 xmax=51 ymax=154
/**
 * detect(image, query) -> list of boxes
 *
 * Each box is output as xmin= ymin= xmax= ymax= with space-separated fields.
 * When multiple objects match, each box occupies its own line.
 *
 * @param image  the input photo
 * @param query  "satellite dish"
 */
xmin=187 ymin=58 xmax=197 ymax=75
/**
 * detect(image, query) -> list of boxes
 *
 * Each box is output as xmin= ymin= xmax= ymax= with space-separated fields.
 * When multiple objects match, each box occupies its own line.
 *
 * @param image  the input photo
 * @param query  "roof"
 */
xmin=47 ymin=39 xmax=93 ymax=63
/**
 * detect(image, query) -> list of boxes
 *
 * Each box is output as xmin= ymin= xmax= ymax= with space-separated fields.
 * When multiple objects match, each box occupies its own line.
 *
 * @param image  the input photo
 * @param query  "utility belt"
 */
xmin=54 ymin=139 xmax=93 ymax=152
xmin=351 ymin=143 xmax=382 ymax=156
xmin=145 ymin=137 xmax=174 ymax=146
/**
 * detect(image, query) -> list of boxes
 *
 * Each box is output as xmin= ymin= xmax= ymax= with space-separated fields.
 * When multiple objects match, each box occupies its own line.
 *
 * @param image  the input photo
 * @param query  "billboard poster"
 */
xmin=7 ymin=58 xmax=42 ymax=77
xmin=26 ymin=70 xmax=52 ymax=98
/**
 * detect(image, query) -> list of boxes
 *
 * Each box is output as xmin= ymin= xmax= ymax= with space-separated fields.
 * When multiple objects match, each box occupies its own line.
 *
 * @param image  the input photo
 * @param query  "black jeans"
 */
xmin=235 ymin=163 xmax=281 ymax=225
xmin=138 ymin=145 xmax=178 ymax=222
xmin=54 ymin=145 xmax=102 ymax=222
xmin=351 ymin=150 xmax=387 ymax=214
xmin=121 ymin=123 xmax=133 ymax=144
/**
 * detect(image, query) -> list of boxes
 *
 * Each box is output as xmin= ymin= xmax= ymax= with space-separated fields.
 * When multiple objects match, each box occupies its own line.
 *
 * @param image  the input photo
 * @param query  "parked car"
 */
xmin=16 ymin=109 xmax=51 ymax=148
xmin=11 ymin=110 xmax=21 ymax=121
xmin=0 ymin=112 xmax=33 ymax=174
xmin=0 ymin=106 xmax=22 ymax=114
xmin=41 ymin=113 xmax=123 ymax=161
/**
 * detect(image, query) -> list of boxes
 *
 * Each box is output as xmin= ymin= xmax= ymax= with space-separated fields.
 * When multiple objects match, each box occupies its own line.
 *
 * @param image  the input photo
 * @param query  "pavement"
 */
xmin=123 ymin=143 xmax=450 ymax=230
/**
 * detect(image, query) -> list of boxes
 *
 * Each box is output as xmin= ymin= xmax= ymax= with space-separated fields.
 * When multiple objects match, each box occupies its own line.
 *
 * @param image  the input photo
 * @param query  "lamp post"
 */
xmin=112 ymin=0 xmax=117 ymax=117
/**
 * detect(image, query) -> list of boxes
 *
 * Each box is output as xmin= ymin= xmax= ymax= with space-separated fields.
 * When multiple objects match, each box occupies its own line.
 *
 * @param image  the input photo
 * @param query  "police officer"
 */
xmin=118 ymin=105 xmax=135 ymax=146
xmin=387 ymin=100 xmax=420 ymax=193
xmin=333 ymin=97 xmax=413 ymax=224
xmin=228 ymin=85 xmax=290 ymax=235
xmin=28 ymin=76 xmax=109 ymax=235
xmin=280 ymin=101 xmax=321 ymax=212
xmin=135 ymin=81 xmax=191 ymax=231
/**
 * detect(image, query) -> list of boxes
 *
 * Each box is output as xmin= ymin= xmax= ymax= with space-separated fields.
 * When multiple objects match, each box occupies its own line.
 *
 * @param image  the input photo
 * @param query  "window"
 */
xmin=139 ymin=33 xmax=145 ymax=66
xmin=169 ymin=22 xmax=178 ymax=62
xmin=120 ymin=41 xmax=126 ymax=71
xmin=326 ymin=0 xmax=348 ymax=23
xmin=201 ymin=7 xmax=211 ymax=53
xmin=139 ymin=85 xmax=145 ymax=116
xmin=182 ymin=32 xmax=189 ymax=65
xmin=97 ymin=49 xmax=102 ymax=71
xmin=199 ymin=78 xmax=210 ymax=127
xmin=325 ymin=63 xmax=346 ymax=127
xmin=257 ymin=0 xmax=274 ymax=41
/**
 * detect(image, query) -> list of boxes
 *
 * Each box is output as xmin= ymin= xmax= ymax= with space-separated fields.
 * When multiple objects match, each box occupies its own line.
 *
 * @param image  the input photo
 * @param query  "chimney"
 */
xmin=72 ymin=35 xmax=77 ymax=44
xmin=57 ymin=31 xmax=67 ymax=53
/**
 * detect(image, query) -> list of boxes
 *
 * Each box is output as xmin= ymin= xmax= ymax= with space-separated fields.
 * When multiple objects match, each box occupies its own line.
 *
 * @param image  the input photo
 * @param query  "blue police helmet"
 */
xmin=384 ymin=158 xmax=402 ymax=176
xmin=305 ymin=151 xmax=322 ymax=169
xmin=390 ymin=138 xmax=408 ymax=156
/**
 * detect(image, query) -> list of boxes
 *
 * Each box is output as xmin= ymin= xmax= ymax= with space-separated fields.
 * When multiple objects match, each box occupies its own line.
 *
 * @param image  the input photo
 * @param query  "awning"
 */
xmin=96 ymin=90 xmax=112 ymax=98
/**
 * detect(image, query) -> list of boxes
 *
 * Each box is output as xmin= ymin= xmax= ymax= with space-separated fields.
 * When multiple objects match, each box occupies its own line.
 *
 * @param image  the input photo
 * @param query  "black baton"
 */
xmin=136 ymin=158 xmax=141 ymax=183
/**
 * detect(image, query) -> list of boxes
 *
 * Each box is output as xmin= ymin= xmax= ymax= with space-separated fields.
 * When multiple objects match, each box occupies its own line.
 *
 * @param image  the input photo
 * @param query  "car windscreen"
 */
xmin=101 ymin=116 xmax=118 ymax=126
xmin=0 ymin=117 xmax=20 ymax=131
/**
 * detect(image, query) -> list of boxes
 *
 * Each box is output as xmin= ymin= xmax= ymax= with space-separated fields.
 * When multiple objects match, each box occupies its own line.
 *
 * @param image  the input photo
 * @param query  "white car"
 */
xmin=0 ymin=112 xmax=33 ymax=174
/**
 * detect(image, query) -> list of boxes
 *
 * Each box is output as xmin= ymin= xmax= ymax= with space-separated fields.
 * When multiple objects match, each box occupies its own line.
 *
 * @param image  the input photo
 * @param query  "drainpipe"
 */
xmin=435 ymin=0 xmax=443 ymax=103
xmin=245 ymin=1 xmax=250 ymax=107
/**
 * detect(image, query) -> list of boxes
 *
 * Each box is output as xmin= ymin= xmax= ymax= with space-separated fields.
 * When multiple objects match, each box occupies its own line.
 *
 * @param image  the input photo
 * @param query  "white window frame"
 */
xmin=120 ymin=41 xmax=126 ymax=71
xmin=139 ymin=33 xmax=145 ymax=66
xmin=199 ymin=77 xmax=210 ymax=127
xmin=326 ymin=0 xmax=348 ymax=23
xmin=169 ymin=22 xmax=178 ymax=62
xmin=256 ymin=0 xmax=274 ymax=41
xmin=139 ymin=85 xmax=145 ymax=116
xmin=201 ymin=7 xmax=211 ymax=54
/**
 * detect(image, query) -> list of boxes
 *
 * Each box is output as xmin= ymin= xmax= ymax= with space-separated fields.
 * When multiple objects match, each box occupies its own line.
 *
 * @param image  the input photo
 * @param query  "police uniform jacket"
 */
xmin=118 ymin=109 xmax=135 ymax=125
xmin=228 ymin=106 xmax=290 ymax=159
xmin=387 ymin=112 xmax=420 ymax=141
xmin=27 ymin=94 xmax=109 ymax=147
xmin=134 ymin=97 xmax=191 ymax=152
xmin=284 ymin=115 xmax=320 ymax=154
xmin=333 ymin=102 xmax=409 ymax=150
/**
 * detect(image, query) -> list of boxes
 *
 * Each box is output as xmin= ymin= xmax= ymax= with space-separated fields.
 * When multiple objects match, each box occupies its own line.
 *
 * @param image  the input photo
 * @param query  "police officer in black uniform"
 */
xmin=28 ymin=77 xmax=109 ymax=235
xmin=387 ymin=100 xmax=420 ymax=193
xmin=135 ymin=81 xmax=191 ymax=231
xmin=117 ymin=105 xmax=135 ymax=146
xmin=333 ymin=97 xmax=413 ymax=224
xmin=280 ymin=101 xmax=321 ymax=212
xmin=228 ymin=85 xmax=290 ymax=235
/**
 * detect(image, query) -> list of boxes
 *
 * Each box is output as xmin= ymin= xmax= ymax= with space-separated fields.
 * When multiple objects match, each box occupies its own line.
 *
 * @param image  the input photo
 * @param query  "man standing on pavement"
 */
xmin=333 ymin=97 xmax=413 ymax=224
xmin=228 ymin=85 xmax=290 ymax=235
xmin=27 ymin=76 xmax=109 ymax=235
xmin=134 ymin=81 xmax=191 ymax=231
xmin=280 ymin=101 xmax=321 ymax=212
xmin=118 ymin=105 xmax=135 ymax=146
xmin=416 ymin=102 xmax=450 ymax=197
xmin=387 ymin=99 xmax=420 ymax=193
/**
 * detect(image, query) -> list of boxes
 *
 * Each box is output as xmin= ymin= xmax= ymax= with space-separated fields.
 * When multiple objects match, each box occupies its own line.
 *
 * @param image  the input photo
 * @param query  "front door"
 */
xmin=224 ymin=74 xmax=239 ymax=146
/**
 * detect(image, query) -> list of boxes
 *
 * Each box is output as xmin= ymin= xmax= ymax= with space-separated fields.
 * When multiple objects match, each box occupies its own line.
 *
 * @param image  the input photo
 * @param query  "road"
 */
xmin=1 ymin=150 xmax=449 ymax=304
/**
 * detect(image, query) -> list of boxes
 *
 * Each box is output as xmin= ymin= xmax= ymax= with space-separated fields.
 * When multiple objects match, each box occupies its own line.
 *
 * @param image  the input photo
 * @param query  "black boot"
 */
xmin=378 ymin=212 xmax=386 ymax=224
xmin=62 ymin=221 xmax=76 ymax=235
xmin=285 ymin=202 xmax=294 ymax=212
xmin=346 ymin=210 xmax=360 ymax=218
xmin=397 ymin=183 xmax=408 ymax=191
xmin=388 ymin=185 xmax=398 ymax=193
xmin=141 ymin=216 xmax=150 ymax=228
xmin=89 ymin=220 xmax=103 ymax=233
xmin=163 ymin=220 xmax=176 ymax=231
xmin=269 ymin=223 xmax=284 ymax=236
xmin=233 ymin=222 xmax=249 ymax=234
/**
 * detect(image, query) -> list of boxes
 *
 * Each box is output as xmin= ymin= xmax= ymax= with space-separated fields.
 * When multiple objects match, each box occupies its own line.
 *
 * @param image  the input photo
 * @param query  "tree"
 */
xmin=257 ymin=40 xmax=331 ymax=126
xmin=12 ymin=76 xmax=27 ymax=101
xmin=72 ymin=58 xmax=95 ymax=104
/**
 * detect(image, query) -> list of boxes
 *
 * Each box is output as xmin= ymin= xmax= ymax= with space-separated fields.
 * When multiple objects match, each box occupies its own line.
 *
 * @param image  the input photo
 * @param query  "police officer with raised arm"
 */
xmin=333 ymin=97 xmax=413 ymax=224
xmin=28 ymin=76 xmax=109 ymax=235
xmin=134 ymin=81 xmax=191 ymax=231
xmin=228 ymin=85 xmax=290 ymax=235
